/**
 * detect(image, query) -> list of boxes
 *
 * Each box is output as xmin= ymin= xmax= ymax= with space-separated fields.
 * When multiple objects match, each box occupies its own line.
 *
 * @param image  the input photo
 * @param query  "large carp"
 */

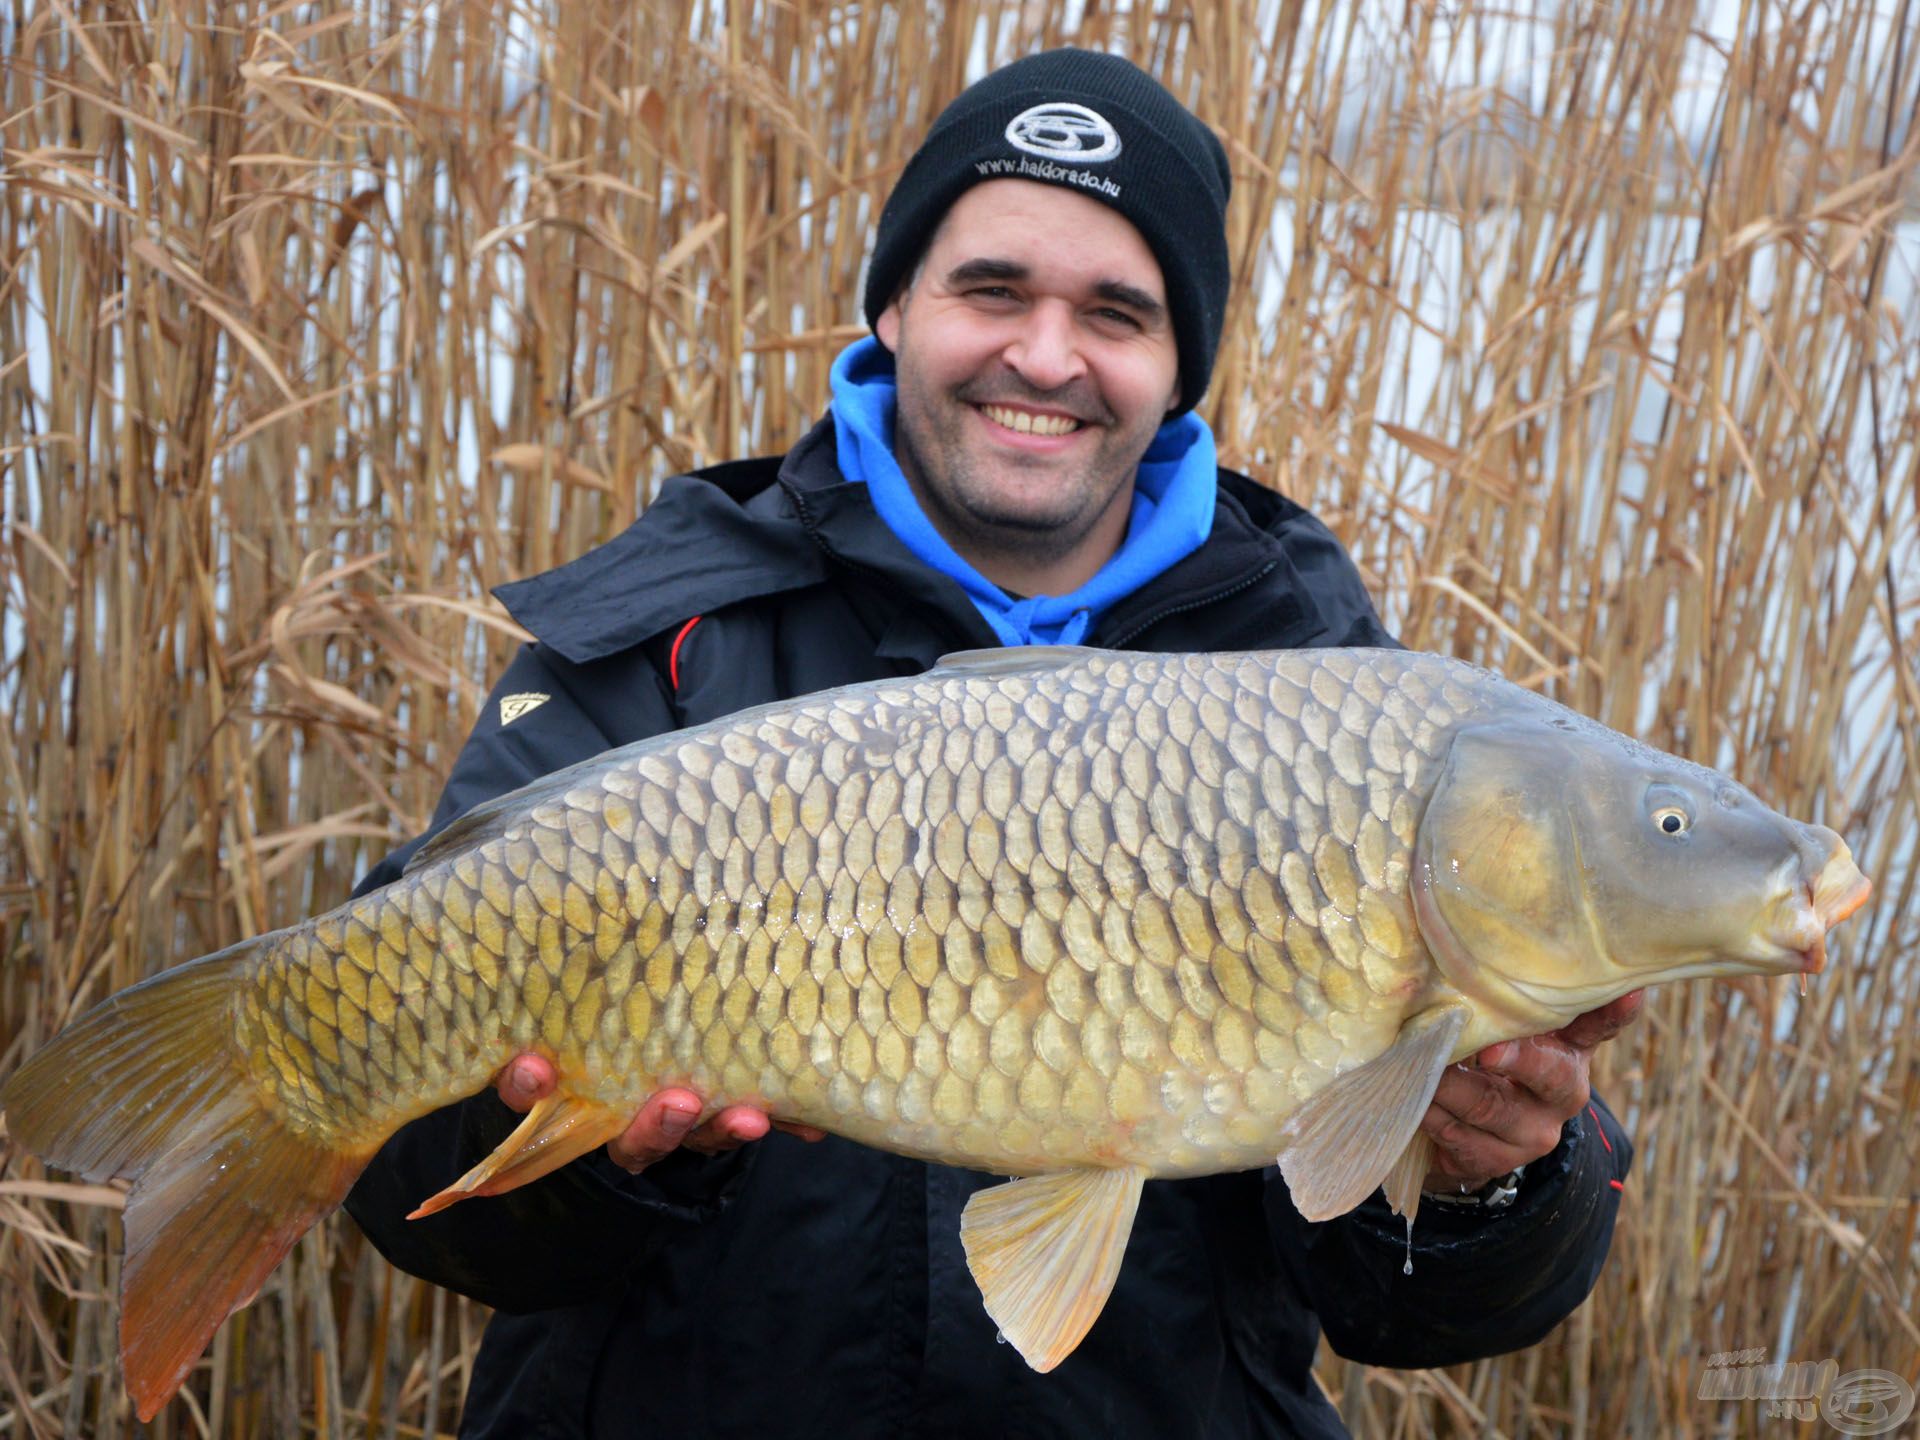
xmin=2 ymin=646 xmax=1870 ymax=1417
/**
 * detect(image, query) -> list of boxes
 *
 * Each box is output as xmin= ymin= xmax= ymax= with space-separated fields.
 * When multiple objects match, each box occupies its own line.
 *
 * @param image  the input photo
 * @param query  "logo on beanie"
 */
xmin=1004 ymin=102 xmax=1122 ymax=164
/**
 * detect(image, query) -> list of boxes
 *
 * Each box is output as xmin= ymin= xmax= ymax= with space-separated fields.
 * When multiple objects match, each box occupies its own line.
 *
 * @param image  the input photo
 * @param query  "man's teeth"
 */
xmin=982 ymin=405 xmax=1079 ymax=436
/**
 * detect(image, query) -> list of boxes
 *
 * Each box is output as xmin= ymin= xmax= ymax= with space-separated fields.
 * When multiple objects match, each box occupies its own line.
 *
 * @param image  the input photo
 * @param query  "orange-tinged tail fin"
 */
xmin=1 ymin=938 xmax=371 ymax=1421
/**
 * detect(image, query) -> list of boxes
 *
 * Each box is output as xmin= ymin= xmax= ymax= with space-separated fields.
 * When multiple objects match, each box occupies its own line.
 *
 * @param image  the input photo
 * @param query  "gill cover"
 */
xmin=1412 ymin=720 xmax=1602 ymax=1029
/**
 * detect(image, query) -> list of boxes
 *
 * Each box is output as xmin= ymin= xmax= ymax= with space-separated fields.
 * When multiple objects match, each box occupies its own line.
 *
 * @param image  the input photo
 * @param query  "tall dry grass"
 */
xmin=1 ymin=0 xmax=1916 ymax=1435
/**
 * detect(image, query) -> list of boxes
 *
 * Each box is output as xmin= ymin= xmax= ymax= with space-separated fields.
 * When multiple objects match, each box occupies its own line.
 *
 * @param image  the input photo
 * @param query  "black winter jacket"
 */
xmin=344 ymin=419 xmax=1632 ymax=1440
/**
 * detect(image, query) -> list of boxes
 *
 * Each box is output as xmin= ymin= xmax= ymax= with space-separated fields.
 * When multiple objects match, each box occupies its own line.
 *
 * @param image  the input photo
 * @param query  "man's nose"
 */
xmin=1002 ymin=302 xmax=1088 ymax=392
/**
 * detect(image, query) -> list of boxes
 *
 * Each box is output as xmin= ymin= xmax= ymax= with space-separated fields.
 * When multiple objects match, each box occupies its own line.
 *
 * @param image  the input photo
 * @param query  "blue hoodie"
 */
xmin=828 ymin=337 xmax=1217 ymax=647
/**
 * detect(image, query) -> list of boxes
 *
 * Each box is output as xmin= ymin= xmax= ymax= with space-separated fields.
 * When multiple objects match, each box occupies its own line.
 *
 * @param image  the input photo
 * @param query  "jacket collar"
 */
xmin=492 ymin=451 xmax=823 ymax=665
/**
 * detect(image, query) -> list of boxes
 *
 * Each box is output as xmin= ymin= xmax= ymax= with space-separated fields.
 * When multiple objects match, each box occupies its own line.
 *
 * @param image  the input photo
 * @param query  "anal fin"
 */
xmin=409 ymin=1091 xmax=629 ymax=1219
xmin=1277 ymin=1003 xmax=1469 ymax=1222
xmin=959 ymin=1165 xmax=1149 ymax=1372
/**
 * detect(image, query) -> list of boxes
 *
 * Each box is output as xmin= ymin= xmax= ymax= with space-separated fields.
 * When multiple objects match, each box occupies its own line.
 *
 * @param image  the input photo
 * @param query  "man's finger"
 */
xmin=1431 ymin=1065 xmax=1524 ymax=1137
xmin=607 ymin=1088 xmax=707 ymax=1173
xmin=1419 ymin=1098 xmax=1541 ymax=1188
xmin=681 ymin=1105 xmax=772 ymax=1155
xmin=1429 ymin=1067 xmax=1559 ymax=1151
xmin=1424 ymin=1068 xmax=1565 ymax=1168
xmin=1479 ymin=1038 xmax=1590 ymax=1120
xmin=494 ymin=1053 xmax=557 ymax=1113
xmin=1552 ymin=989 xmax=1647 ymax=1051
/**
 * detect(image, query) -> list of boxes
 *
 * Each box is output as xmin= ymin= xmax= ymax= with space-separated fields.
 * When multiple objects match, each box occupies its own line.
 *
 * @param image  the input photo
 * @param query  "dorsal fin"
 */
xmin=401 ymin=740 xmax=654 ymax=876
xmin=406 ymin=648 xmax=1102 ymax=876
xmin=930 ymin=645 xmax=1104 ymax=678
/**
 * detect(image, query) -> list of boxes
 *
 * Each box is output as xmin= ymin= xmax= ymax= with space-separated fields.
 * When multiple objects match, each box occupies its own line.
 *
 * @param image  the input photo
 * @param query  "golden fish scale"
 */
xmin=235 ymin=649 xmax=1491 ymax=1176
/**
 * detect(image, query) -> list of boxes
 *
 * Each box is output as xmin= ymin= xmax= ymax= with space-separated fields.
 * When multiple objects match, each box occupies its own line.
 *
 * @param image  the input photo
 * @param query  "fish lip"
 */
xmin=1815 ymin=867 xmax=1872 ymax=928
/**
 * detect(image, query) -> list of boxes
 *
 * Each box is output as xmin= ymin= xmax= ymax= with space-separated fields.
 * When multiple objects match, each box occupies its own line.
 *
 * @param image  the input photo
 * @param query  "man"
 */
xmin=346 ymin=49 xmax=1639 ymax=1439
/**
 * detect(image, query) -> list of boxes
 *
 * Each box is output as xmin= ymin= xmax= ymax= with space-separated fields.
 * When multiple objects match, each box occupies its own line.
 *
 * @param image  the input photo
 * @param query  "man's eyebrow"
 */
xmin=945 ymin=258 xmax=1029 ymax=286
xmin=1094 ymin=279 xmax=1166 ymax=321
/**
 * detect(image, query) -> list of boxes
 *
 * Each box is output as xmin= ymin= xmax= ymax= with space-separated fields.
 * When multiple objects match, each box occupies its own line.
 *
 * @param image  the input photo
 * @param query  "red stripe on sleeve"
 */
xmin=1589 ymin=1105 xmax=1614 ymax=1153
xmin=669 ymin=615 xmax=703 ymax=692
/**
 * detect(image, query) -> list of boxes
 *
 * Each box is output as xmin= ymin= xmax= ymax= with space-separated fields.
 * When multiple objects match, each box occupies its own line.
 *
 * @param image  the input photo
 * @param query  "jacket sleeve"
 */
xmin=342 ymin=642 xmax=756 ymax=1314
xmin=1265 ymin=1093 xmax=1633 ymax=1367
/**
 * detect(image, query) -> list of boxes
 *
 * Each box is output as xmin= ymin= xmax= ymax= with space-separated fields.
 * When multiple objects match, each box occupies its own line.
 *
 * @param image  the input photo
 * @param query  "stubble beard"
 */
xmin=892 ymin=354 xmax=1157 ymax=573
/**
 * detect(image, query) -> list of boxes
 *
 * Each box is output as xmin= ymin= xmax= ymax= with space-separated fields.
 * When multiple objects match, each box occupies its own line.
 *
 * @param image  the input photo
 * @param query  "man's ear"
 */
xmin=875 ymin=294 xmax=903 ymax=353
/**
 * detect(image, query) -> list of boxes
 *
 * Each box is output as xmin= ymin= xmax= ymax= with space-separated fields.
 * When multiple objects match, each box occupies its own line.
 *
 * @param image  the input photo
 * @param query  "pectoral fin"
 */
xmin=1277 ymin=1003 xmax=1469 ymax=1222
xmin=959 ymin=1165 xmax=1150 ymax=1372
xmin=408 ymin=1091 xmax=630 ymax=1219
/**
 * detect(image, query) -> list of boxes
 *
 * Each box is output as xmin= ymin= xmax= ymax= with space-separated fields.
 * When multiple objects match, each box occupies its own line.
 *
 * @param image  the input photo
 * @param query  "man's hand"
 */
xmin=494 ymin=1055 xmax=825 ymax=1175
xmin=1420 ymin=991 xmax=1644 ymax=1193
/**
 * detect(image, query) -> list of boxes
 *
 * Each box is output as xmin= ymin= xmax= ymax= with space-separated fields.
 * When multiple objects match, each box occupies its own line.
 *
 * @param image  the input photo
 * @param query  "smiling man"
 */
xmin=346 ymin=49 xmax=1639 ymax=1440
xmin=875 ymin=183 xmax=1182 ymax=595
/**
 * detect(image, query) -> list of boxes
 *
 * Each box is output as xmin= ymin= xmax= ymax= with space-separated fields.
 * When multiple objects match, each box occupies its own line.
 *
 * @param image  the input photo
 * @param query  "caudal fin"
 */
xmin=2 ymin=939 xmax=371 ymax=1420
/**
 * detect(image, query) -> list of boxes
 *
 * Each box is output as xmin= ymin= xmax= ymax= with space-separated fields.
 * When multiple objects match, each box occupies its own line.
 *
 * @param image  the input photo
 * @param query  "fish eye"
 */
xmin=1646 ymin=782 xmax=1696 ymax=837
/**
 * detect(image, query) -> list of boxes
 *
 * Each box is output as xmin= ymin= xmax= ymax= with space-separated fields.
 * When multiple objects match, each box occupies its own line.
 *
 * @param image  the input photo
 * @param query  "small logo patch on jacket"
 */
xmin=498 ymin=692 xmax=550 ymax=725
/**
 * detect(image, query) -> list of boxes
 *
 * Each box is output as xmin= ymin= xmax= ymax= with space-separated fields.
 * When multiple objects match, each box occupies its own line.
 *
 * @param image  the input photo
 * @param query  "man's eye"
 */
xmin=1093 ymin=307 xmax=1142 ymax=329
xmin=969 ymin=286 xmax=1017 ymax=301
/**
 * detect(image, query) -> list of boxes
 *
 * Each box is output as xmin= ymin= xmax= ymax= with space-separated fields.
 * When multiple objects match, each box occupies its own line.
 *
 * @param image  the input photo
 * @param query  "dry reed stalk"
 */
xmin=1 ymin=1 xmax=1915 ymax=1435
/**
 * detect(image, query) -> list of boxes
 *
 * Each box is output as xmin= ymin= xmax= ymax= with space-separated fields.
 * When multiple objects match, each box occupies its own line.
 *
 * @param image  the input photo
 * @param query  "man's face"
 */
xmin=874 ymin=180 xmax=1182 ymax=583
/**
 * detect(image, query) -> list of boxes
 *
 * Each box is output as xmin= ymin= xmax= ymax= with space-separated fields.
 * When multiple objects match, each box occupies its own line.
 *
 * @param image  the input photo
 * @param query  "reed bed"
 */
xmin=1 ymin=0 xmax=1915 ymax=1434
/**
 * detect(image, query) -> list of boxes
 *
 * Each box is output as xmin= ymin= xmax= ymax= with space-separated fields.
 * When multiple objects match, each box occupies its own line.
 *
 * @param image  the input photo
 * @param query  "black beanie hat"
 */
xmin=863 ymin=49 xmax=1233 ymax=415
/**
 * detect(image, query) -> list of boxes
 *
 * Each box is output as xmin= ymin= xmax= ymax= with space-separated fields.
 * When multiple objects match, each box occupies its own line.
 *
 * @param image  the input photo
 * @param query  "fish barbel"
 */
xmin=2 ymin=646 xmax=1871 ymax=1417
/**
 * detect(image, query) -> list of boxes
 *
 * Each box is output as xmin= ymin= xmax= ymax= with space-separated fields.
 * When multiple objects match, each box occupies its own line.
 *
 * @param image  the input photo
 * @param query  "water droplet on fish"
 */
xmin=1402 ymin=1218 xmax=1414 ymax=1276
xmin=995 ymin=1330 xmax=1007 ymax=1345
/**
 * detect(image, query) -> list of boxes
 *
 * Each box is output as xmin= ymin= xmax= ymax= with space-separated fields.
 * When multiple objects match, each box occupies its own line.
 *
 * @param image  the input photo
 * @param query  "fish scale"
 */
xmin=3 ymin=644 xmax=1871 ymax=1415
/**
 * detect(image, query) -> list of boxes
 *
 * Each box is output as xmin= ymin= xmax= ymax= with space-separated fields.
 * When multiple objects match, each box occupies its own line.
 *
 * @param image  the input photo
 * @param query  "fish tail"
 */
xmin=1 ymin=936 xmax=373 ymax=1421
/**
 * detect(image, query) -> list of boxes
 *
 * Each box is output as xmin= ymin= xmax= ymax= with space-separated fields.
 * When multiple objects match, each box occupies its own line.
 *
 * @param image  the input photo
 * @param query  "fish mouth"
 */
xmin=1765 ymin=853 xmax=1872 ymax=975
